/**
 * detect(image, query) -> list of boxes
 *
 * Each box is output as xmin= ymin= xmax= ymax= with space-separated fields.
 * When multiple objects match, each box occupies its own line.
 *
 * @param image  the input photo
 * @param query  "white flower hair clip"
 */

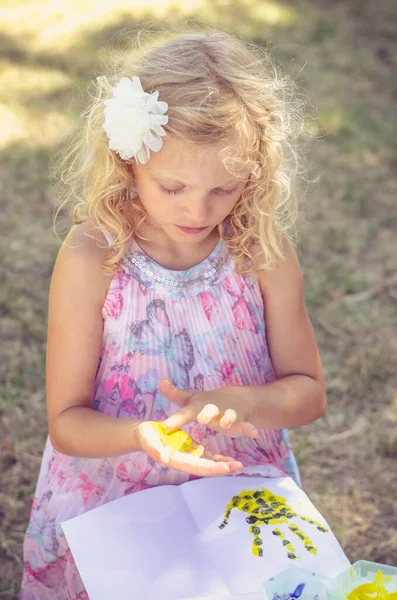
xmin=97 ymin=75 xmax=168 ymax=164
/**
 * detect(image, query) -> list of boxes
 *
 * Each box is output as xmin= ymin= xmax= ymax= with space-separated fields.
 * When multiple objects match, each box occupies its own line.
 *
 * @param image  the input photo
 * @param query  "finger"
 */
xmin=219 ymin=408 xmax=237 ymax=429
xmin=205 ymin=450 xmax=243 ymax=468
xmin=169 ymin=451 xmax=243 ymax=477
xmin=158 ymin=379 xmax=193 ymax=408
xmin=240 ymin=422 xmax=260 ymax=437
xmin=197 ymin=403 xmax=219 ymax=425
xmin=207 ymin=421 xmax=260 ymax=438
xmin=163 ymin=404 xmax=198 ymax=433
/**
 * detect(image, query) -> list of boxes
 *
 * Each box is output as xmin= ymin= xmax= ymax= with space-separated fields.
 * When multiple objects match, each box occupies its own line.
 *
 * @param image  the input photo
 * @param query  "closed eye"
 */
xmin=216 ymin=187 xmax=238 ymax=196
xmin=160 ymin=185 xmax=238 ymax=196
xmin=160 ymin=185 xmax=183 ymax=196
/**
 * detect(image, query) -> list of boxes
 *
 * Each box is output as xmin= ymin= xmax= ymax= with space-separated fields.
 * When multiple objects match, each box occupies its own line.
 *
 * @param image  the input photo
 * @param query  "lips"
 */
xmin=176 ymin=225 xmax=208 ymax=234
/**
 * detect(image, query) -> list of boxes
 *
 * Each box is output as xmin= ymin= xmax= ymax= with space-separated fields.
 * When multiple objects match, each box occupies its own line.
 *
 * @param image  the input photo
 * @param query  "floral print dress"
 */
xmin=21 ymin=235 xmax=300 ymax=599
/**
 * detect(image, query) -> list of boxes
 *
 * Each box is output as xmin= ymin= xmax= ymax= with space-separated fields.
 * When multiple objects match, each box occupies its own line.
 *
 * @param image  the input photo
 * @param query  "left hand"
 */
xmin=159 ymin=379 xmax=259 ymax=438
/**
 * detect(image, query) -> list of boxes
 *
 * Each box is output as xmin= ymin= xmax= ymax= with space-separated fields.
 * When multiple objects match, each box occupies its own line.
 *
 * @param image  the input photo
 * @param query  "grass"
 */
xmin=1 ymin=0 xmax=397 ymax=595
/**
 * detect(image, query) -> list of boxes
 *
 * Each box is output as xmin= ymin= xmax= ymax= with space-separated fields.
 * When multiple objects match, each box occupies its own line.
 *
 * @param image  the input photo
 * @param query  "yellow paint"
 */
xmin=150 ymin=422 xmax=204 ymax=457
xmin=288 ymin=523 xmax=317 ymax=555
xmin=347 ymin=570 xmax=397 ymax=600
xmin=272 ymin=527 xmax=297 ymax=560
xmin=219 ymin=487 xmax=328 ymax=559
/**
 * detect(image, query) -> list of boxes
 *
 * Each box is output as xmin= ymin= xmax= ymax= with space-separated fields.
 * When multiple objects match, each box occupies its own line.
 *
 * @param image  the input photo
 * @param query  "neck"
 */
xmin=133 ymin=222 xmax=220 ymax=271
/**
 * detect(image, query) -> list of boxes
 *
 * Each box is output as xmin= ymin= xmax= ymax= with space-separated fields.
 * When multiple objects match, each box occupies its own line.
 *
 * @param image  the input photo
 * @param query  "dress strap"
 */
xmin=102 ymin=230 xmax=114 ymax=246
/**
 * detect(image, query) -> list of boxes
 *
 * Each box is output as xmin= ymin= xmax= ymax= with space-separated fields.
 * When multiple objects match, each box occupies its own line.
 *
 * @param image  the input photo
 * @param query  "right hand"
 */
xmin=136 ymin=421 xmax=244 ymax=477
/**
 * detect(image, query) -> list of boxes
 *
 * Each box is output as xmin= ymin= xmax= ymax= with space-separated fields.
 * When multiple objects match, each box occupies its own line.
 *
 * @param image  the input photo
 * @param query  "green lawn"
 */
xmin=1 ymin=0 xmax=397 ymax=595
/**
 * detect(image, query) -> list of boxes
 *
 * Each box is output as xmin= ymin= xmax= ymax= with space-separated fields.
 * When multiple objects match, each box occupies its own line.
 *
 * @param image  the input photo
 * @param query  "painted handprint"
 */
xmin=219 ymin=488 xmax=328 ymax=560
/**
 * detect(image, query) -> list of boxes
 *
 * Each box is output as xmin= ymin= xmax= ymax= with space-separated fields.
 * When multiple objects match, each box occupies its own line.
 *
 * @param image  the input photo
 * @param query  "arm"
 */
xmin=46 ymin=222 xmax=142 ymax=457
xmin=162 ymin=239 xmax=326 ymax=433
xmin=247 ymin=238 xmax=327 ymax=429
xmin=46 ymin=223 xmax=243 ymax=475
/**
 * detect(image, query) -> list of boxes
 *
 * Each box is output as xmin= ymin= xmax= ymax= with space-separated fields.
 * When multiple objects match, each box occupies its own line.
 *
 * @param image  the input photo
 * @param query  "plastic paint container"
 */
xmin=263 ymin=567 xmax=345 ymax=600
xmin=334 ymin=561 xmax=397 ymax=600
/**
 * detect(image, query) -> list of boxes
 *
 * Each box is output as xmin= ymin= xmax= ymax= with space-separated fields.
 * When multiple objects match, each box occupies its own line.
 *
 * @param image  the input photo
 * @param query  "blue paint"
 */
xmin=292 ymin=584 xmax=306 ymax=599
xmin=271 ymin=583 xmax=306 ymax=600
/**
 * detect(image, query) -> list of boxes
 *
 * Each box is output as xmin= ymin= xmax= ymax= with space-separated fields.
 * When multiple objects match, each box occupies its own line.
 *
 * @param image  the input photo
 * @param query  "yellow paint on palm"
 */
xmin=219 ymin=488 xmax=328 ymax=559
xmin=347 ymin=570 xmax=397 ymax=600
xmin=150 ymin=422 xmax=204 ymax=456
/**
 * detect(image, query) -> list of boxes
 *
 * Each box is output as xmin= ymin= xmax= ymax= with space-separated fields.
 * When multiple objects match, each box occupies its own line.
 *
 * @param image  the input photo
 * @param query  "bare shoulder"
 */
xmin=255 ymin=237 xmax=304 ymax=304
xmin=54 ymin=220 xmax=114 ymax=304
xmin=62 ymin=219 xmax=110 ymax=261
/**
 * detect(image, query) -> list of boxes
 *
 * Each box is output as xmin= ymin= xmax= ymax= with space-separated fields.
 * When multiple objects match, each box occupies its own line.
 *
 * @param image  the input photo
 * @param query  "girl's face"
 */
xmin=133 ymin=137 xmax=248 ymax=244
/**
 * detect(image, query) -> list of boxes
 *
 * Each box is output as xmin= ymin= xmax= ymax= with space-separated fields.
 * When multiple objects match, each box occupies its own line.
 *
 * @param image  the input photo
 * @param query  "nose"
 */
xmin=183 ymin=194 xmax=209 ymax=224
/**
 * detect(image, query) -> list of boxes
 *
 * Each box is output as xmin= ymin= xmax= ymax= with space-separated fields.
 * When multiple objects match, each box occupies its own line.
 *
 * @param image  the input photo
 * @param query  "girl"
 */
xmin=21 ymin=30 xmax=326 ymax=598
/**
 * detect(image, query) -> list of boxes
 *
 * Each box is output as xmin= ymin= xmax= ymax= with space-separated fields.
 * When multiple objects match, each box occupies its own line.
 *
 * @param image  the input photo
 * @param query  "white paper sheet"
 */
xmin=62 ymin=476 xmax=350 ymax=600
xmin=181 ymin=476 xmax=350 ymax=588
xmin=62 ymin=483 xmax=228 ymax=600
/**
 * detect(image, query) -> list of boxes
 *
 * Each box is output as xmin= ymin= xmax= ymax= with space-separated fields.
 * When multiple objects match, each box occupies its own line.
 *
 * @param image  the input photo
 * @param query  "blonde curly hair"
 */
xmin=54 ymin=28 xmax=307 ymax=274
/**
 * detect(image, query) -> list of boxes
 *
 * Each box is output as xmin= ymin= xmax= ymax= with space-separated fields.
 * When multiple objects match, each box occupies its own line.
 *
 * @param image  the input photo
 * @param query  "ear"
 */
xmin=158 ymin=379 xmax=193 ymax=408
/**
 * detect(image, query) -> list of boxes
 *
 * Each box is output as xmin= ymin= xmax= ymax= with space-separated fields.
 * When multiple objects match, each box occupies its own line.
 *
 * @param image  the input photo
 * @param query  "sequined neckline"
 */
xmin=119 ymin=235 xmax=231 ymax=294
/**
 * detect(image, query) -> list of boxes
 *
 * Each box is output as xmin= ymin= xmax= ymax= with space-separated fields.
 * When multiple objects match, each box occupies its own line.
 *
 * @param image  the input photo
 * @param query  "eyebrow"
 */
xmin=154 ymin=175 xmax=239 ymax=187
